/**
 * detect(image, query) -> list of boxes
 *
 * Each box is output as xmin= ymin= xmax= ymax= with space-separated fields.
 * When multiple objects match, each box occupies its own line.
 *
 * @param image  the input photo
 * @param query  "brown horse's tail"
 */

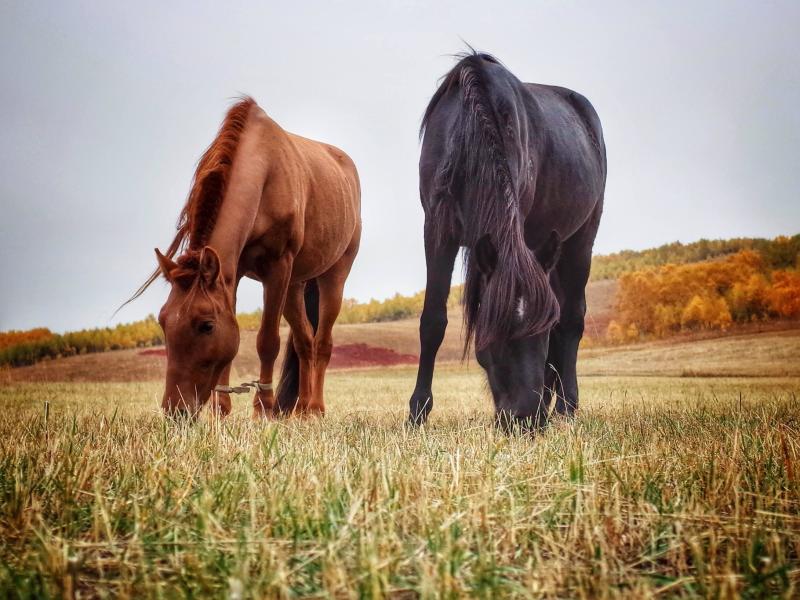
xmin=423 ymin=51 xmax=560 ymax=354
xmin=276 ymin=279 xmax=320 ymax=413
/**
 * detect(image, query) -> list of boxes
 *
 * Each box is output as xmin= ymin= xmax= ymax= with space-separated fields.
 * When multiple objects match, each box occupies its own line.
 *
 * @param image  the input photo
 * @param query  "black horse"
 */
xmin=409 ymin=51 xmax=606 ymax=431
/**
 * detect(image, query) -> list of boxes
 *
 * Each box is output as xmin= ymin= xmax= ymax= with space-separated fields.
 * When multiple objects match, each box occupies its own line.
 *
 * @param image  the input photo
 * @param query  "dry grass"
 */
xmin=580 ymin=329 xmax=800 ymax=378
xmin=1 ymin=363 xmax=798 ymax=598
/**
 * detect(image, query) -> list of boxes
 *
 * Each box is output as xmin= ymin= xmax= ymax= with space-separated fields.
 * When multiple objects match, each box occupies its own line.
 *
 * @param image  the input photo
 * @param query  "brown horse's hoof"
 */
xmin=289 ymin=403 xmax=325 ymax=418
xmin=211 ymin=393 xmax=232 ymax=417
xmin=252 ymin=392 xmax=277 ymax=419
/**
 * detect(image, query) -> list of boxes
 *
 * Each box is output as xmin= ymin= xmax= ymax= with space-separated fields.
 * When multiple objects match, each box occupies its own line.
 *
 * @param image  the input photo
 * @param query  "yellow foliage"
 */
xmin=615 ymin=250 xmax=787 ymax=338
xmin=605 ymin=320 xmax=625 ymax=345
xmin=680 ymin=295 xmax=732 ymax=331
xmin=238 ymin=285 xmax=465 ymax=331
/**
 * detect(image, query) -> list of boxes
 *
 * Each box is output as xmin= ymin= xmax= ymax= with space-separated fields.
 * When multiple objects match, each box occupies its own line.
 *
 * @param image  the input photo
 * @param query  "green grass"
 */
xmin=1 ymin=366 xmax=799 ymax=598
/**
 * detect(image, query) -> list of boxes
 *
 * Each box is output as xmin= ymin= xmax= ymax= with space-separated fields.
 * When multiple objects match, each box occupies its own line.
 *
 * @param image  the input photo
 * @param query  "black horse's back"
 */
xmin=410 ymin=50 xmax=605 ymax=430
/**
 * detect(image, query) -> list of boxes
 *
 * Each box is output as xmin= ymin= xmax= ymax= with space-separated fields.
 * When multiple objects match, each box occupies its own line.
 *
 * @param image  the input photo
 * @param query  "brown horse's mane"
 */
xmin=123 ymin=97 xmax=255 ymax=306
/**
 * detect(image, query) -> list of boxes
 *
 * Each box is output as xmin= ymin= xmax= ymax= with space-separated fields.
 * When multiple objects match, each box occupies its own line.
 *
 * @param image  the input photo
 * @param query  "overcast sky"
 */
xmin=1 ymin=1 xmax=798 ymax=333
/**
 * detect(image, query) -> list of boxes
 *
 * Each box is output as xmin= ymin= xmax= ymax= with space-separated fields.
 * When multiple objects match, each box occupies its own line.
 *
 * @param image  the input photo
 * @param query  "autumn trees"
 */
xmin=591 ymin=235 xmax=800 ymax=281
xmin=607 ymin=246 xmax=800 ymax=344
xmin=0 ymin=316 xmax=163 ymax=367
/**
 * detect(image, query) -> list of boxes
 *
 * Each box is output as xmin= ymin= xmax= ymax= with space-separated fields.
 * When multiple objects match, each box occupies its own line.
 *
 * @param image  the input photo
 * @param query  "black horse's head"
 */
xmin=472 ymin=231 xmax=562 ymax=432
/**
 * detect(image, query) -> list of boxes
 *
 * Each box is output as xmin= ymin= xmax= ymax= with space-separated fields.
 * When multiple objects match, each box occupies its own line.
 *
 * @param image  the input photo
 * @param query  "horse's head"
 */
xmin=472 ymin=231 xmax=562 ymax=432
xmin=155 ymin=246 xmax=239 ymax=418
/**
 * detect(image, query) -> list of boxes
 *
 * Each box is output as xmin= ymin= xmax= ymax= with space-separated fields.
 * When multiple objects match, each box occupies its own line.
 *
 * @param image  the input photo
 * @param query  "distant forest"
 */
xmin=590 ymin=235 xmax=800 ymax=280
xmin=1 ymin=235 xmax=797 ymax=367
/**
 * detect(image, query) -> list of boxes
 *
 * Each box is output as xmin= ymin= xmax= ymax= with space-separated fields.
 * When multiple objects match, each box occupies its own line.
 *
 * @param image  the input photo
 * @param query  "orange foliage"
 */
xmin=0 ymin=316 xmax=163 ymax=367
xmin=0 ymin=328 xmax=54 ymax=351
xmin=609 ymin=250 xmax=796 ymax=341
xmin=767 ymin=271 xmax=800 ymax=317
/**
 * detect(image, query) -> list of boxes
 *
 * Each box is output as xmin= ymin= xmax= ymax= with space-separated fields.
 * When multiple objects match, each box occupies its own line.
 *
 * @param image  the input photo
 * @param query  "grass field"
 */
xmin=1 ymin=343 xmax=799 ymax=597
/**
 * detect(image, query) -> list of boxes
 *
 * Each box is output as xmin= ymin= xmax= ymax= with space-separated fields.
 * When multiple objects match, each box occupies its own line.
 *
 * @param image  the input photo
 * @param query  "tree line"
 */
xmin=0 ymin=290 xmax=462 ymax=368
xmin=237 ymin=288 xmax=462 ymax=329
xmin=590 ymin=234 xmax=800 ymax=280
xmin=0 ymin=316 xmax=164 ymax=367
xmin=2 ymin=235 xmax=797 ymax=367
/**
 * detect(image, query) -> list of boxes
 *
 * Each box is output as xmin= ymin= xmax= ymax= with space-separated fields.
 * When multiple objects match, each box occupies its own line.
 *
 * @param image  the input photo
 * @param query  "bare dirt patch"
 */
xmin=138 ymin=348 xmax=167 ymax=357
xmin=330 ymin=343 xmax=417 ymax=369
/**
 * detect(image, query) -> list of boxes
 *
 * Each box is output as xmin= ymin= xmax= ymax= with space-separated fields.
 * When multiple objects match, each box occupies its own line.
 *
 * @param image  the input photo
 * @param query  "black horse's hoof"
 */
xmin=408 ymin=392 xmax=433 ymax=427
xmin=554 ymin=397 xmax=578 ymax=418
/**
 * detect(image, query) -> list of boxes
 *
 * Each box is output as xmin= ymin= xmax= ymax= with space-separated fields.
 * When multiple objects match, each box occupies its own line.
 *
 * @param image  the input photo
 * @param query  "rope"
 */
xmin=214 ymin=381 xmax=273 ymax=394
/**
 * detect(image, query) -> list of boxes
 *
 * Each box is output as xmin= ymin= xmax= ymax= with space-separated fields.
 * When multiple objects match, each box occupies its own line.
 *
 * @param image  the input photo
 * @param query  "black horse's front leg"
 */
xmin=545 ymin=216 xmax=597 ymax=418
xmin=408 ymin=232 xmax=458 ymax=426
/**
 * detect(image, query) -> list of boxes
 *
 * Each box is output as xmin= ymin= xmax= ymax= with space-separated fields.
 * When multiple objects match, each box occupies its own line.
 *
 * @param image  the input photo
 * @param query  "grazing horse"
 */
xmin=409 ymin=52 xmax=606 ymax=431
xmin=130 ymin=97 xmax=361 ymax=418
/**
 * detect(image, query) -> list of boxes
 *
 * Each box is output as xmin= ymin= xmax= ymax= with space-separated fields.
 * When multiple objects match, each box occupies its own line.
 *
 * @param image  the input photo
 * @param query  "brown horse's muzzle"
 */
xmin=162 ymin=378 xmax=212 ymax=419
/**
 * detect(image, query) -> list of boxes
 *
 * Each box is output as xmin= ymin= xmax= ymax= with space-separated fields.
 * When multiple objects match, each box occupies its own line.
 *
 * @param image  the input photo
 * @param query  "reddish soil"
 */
xmin=138 ymin=348 xmax=167 ymax=357
xmin=330 ymin=343 xmax=417 ymax=369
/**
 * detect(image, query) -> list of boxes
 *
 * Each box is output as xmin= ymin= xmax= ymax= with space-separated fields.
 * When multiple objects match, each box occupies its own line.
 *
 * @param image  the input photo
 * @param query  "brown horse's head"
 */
xmin=155 ymin=246 xmax=239 ymax=418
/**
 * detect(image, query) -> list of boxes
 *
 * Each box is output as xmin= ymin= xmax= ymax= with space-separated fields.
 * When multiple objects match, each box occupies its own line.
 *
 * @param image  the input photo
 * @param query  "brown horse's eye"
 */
xmin=197 ymin=321 xmax=215 ymax=335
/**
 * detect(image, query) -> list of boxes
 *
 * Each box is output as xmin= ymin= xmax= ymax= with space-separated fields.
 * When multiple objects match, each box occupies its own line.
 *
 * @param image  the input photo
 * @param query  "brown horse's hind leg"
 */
xmin=311 ymin=233 xmax=359 ymax=414
xmin=309 ymin=278 xmax=342 ymax=415
xmin=253 ymin=257 xmax=291 ymax=418
xmin=282 ymin=283 xmax=316 ymax=415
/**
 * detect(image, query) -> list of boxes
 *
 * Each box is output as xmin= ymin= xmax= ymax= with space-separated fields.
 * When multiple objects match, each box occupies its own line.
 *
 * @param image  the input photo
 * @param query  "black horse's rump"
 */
xmin=410 ymin=50 xmax=606 ymax=427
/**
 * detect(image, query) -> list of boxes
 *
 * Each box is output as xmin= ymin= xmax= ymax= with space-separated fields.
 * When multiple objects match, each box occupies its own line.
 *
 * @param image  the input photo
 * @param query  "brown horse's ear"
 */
xmin=198 ymin=246 xmax=222 ymax=287
xmin=535 ymin=230 xmax=562 ymax=272
xmin=474 ymin=234 xmax=498 ymax=278
xmin=155 ymin=248 xmax=179 ymax=282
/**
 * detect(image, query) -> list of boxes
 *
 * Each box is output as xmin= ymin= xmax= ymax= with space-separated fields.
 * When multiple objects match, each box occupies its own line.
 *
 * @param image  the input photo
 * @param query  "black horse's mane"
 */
xmin=420 ymin=50 xmax=501 ymax=139
xmin=420 ymin=50 xmax=560 ymax=352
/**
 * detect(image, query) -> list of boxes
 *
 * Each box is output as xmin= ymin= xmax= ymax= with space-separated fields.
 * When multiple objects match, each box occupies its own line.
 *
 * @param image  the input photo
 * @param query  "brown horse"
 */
xmin=130 ymin=97 xmax=361 ymax=418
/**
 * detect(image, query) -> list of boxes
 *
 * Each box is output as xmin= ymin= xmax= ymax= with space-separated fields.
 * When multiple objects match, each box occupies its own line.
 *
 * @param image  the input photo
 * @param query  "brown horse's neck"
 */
xmin=206 ymin=105 xmax=277 ymax=295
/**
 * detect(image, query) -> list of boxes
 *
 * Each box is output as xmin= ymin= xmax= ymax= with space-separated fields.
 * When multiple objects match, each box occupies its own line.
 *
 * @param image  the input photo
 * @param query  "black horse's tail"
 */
xmin=275 ymin=279 xmax=319 ymax=413
xmin=422 ymin=52 xmax=559 ymax=353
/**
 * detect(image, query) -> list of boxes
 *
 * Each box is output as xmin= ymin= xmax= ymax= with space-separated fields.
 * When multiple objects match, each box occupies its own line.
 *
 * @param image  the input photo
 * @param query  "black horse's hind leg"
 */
xmin=545 ymin=210 xmax=600 ymax=417
xmin=408 ymin=230 xmax=458 ymax=425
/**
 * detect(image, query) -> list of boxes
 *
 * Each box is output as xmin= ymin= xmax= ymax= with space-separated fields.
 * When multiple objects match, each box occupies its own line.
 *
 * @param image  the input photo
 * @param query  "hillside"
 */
xmin=5 ymin=278 xmax=800 ymax=385
xmin=2 ymin=234 xmax=797 ymax=371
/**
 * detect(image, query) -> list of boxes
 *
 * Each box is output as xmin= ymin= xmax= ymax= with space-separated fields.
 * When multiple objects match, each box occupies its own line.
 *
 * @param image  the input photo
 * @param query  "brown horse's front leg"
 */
xmin=253 ymin=257 xmax=291 ymax=418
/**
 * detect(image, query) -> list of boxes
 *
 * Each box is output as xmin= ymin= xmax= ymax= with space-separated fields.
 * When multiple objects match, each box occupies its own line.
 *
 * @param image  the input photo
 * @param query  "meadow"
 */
xmin=1 ymin=343 xmax=799 ymax=597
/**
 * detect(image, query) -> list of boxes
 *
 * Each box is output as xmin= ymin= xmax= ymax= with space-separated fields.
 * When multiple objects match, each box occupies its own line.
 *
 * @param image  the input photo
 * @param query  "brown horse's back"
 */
xmin=290 ymin=133 xmax=360 ymax=247
xmin=242 ymin=120 xmax=360 ymax=283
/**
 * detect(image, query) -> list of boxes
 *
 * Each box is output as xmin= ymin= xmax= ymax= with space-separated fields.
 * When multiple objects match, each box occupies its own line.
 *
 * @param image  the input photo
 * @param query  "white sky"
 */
xmin=1 ymin=1 xmax=798 ymax=332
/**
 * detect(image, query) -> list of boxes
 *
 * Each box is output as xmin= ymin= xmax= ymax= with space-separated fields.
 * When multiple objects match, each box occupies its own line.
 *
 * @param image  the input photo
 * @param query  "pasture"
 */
xmin=1 ymin=331 xmax=799 ymax=598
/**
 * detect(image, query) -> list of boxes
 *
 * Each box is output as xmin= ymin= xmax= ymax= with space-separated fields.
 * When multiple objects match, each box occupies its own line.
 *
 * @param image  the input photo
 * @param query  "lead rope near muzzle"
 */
xmin=214 ymin=381 xmax=273 ymax=394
